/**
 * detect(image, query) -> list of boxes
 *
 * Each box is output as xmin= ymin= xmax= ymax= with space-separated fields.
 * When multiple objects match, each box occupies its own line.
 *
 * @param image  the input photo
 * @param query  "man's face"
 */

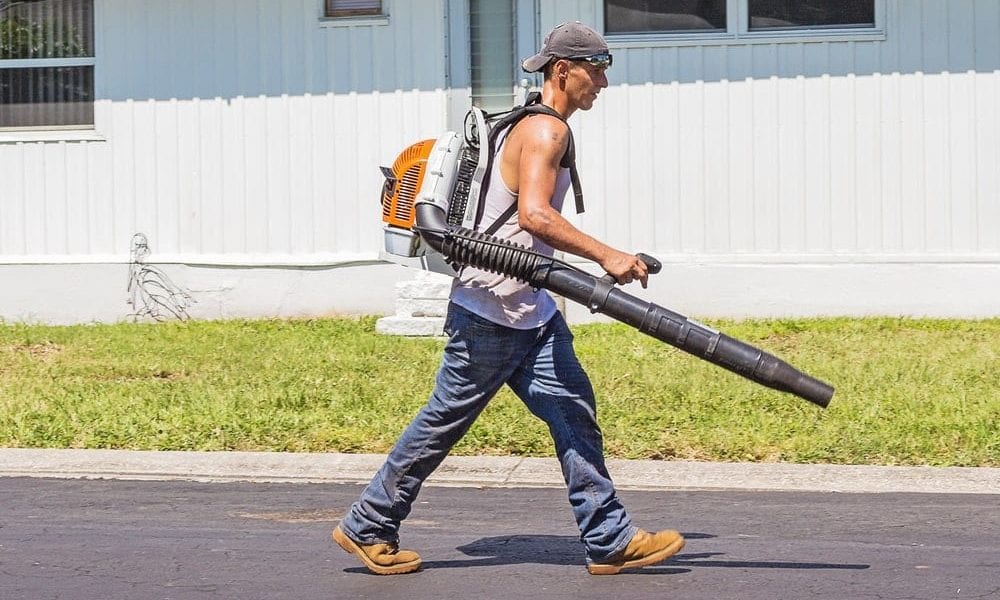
xmin=562 ymin=59 xmax=609 ymax=111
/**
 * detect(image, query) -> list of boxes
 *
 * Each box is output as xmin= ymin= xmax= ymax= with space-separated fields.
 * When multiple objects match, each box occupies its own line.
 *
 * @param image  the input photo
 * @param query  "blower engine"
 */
xmin=380 ymin=109 xmax=490 ymax=275
xmin=377 ymin=110 xmax=835 ymax=409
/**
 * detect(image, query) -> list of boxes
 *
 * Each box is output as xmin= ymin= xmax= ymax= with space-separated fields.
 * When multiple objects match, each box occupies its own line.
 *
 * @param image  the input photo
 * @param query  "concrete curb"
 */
xmin=2 ymin=449 xmax=998 ymax=494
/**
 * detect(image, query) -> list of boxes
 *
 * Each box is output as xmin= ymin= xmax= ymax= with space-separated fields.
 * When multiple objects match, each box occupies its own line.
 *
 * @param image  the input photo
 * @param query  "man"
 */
xmin=333 ymin=21 xmax=684 ymax=576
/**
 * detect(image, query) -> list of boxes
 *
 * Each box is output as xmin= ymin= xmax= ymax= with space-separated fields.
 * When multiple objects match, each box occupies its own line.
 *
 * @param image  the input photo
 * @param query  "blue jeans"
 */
xmin=339 ymin=302 xmax=636 ymax=562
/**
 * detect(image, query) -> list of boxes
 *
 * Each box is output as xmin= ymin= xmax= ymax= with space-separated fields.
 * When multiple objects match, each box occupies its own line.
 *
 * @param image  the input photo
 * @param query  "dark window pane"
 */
xmin=325 ymin=0 xmax=382 ymax=18
xmin=605 ymin=0 xmax=726 ymax=34
xmin=749 ymin=0 xmax=874 ymax=30
xmin=0 ymin=65 xmax=93 ymax=127
xmin=0 ymin=0 xmax=93 ymax=59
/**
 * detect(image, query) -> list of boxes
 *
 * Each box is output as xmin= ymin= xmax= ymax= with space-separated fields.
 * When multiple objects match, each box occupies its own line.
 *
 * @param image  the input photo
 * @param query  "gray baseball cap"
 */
xmin=521 ymin=21 xmax=610 ymax=73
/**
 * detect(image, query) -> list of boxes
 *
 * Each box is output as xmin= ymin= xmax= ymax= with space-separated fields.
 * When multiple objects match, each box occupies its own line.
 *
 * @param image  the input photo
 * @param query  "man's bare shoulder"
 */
xmin=511 ymin=113 xmax=570 ymax=154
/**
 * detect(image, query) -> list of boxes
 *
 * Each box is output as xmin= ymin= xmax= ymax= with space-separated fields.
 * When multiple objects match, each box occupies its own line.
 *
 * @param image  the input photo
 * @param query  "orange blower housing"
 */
xmin=381 ymin=139 xmax=435 ymax=231
xmin=378 ymin=124 xmax=481 ymax=275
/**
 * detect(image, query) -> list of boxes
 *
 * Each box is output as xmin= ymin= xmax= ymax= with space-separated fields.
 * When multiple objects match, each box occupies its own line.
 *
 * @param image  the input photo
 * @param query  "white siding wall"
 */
xmin=1 ymin=0 xmax=998 ymax=322
xmin=0 ymin=0 xmax=450 ymax=260
xmin=545 ymin=0 xmax=1000 ymax=261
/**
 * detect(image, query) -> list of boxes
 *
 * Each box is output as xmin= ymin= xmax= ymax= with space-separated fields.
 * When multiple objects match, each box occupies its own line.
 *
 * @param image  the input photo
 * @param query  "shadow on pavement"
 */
xmin=673 ymin=552 xmax=870 ymax=570
xmin=343 ymin=532 xmax=869 ymax=574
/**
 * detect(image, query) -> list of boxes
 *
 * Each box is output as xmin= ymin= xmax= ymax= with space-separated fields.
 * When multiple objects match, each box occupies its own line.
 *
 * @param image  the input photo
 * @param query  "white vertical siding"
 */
xmin=3 ymin=0 xmax=996 ymax=262
xmin=1 ymin=0 xmax=998 ymax=322
xmin=0 ymin=0 xmax=450 ymax=259
xmin=545 ymin=0 xmax=1000 ymax=259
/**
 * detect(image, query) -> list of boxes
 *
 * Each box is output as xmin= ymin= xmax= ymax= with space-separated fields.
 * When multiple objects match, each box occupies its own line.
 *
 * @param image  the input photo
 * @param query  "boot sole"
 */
xmin=586 ymin=535 xmax=685 ymax=575
xmin=332 ymin=526 xmax=422 ymax=575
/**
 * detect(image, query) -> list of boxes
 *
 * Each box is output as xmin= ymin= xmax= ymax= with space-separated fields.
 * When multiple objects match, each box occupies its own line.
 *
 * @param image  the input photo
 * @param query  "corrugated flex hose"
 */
xmin=440 ymin=226 xmax=558 ymax=284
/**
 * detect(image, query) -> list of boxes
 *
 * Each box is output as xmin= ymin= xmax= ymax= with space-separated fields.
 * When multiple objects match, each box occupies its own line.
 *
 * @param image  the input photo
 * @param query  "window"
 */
xmin=748 ymin=0 xmax=874 ymax=31
xmin=604 ymin=0 xmax=879 ymax=40
xmin=0 ymin=0 xmax=94 ymax=129
xmin=469 ymin=0 xmax=514 ymax=113
xmin=606 ymin=0 xmax=727 ymax=34
xmin=325 ymin=0 xmax=382 ymax=18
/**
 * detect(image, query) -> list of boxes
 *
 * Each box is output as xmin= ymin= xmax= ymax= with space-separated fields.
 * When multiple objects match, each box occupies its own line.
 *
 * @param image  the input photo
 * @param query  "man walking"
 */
xmin=333 ymin=21 xmax=684 ymax=576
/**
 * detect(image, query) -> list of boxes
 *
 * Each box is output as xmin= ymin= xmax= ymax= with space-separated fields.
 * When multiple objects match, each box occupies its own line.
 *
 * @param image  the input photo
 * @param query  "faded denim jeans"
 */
xmin=339 ymin=302 xmax=636 ymax=562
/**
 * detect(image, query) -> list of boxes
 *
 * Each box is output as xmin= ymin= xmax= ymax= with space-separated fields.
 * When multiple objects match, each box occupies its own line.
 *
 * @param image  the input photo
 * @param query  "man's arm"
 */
xmin=513 ymin=115 xmax=648 ymax=287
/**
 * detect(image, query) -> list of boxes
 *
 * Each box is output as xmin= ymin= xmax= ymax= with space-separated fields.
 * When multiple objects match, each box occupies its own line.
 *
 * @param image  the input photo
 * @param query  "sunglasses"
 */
xmin=568 ymin=52 xmax=613 ymax=69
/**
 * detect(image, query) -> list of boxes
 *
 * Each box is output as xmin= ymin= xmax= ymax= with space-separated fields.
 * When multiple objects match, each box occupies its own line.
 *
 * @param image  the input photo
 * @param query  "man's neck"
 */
xmin=540 ymin=84 xmax=576 ymax=120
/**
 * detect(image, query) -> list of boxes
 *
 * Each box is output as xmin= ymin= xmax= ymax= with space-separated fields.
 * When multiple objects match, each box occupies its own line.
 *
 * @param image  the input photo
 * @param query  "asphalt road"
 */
xmin=1 ymin=477 xmax=996 ymax=600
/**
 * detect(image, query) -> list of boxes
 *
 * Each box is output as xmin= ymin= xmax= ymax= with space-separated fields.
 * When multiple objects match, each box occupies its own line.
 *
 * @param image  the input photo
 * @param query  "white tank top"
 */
xmin=449 ymin=127 xmax=572 ymax=329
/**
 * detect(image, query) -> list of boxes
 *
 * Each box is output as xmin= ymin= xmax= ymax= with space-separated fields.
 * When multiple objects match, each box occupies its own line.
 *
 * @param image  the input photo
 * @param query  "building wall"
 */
xmin=541 ymin=0 xmax=1000 ymax=318
xmin=548 ymin=0 xmax=1000 ymax=258
xmin=546 ymin=0 xmax=1000 ymax=320
xmin=1 ymin=0 xmax=451 ymax=259
xmin=0 ymin=0 xmax=456 ymax=322
xmin=1 ymin=0 xmax=997 ymax=323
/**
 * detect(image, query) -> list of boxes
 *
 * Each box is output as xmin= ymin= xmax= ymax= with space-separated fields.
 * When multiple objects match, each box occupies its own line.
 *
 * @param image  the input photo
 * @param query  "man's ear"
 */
xmin=552 ymin=58 xmax=571 ymax=86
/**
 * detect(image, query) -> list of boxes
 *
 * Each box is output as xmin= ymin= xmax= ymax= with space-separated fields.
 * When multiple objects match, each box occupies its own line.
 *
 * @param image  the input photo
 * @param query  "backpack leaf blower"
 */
xmin=378 ymin=100 xmax=834 ymax=409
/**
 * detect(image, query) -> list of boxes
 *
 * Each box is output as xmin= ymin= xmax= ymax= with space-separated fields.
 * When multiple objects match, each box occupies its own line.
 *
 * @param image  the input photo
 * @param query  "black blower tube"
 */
xmin=415 ymin=204 xmax=834 ymax=408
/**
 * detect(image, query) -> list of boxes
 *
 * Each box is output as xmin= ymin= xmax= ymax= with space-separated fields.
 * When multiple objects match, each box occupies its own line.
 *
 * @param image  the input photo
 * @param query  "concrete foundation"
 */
xmin=0 ymin=256 xmax=997 ymax=325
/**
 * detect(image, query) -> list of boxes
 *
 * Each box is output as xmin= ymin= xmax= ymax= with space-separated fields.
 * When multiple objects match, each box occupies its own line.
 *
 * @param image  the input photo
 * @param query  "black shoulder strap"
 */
xmin=475 ymin=93 xmax=585 ymax=234
xmin=518 ymin=101 xmax=584 ymax=216
xmin=483 ymin=203 xmax=519 ymax=236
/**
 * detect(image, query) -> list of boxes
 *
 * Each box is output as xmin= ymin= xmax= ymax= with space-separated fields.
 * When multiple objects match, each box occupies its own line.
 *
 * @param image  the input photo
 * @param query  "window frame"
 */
xmin=602 ymin=0 xmax=886 ymax=47
xmin=0 ymin=0 xmax=98 ymax=135
xmin=319 ymin=0 xmax=389 ymax=27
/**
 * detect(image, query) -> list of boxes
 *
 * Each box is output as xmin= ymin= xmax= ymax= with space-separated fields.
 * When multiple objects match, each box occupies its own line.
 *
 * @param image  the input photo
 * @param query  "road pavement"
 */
xmin=0 ymin=450 xmax=997 ymax=600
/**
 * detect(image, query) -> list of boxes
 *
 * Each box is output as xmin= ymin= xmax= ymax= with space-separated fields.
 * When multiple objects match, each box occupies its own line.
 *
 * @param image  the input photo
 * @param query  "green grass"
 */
xmin=1 ymin=317 xmax=997 ymax=466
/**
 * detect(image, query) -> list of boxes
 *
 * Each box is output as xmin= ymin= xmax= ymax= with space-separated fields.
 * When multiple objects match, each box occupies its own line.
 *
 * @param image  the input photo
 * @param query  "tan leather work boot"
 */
xmin=332 ymin=525 xmax=422 ymax=575
xmin=586 ymin=528 xmax=685 ymax=575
